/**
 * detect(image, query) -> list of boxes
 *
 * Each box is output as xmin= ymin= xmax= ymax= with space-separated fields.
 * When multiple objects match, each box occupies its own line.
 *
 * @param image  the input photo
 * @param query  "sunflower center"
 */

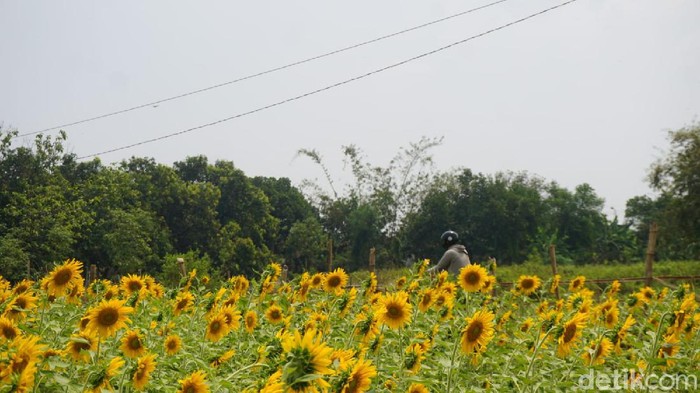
xmin=387 ymin=305 xmax=402 ymax=318
xmin=466 ymin=321 xmax=484 ymax=342
xmin=75 ymin=341 xmax=91 ymax=352
xmin=15 ymin=298 xmax=27 ymax=309
xmin=563 ymin=323 xmax=577 ymax=343
xmin=328 ymin=276 xmax=341 ymax=288
xmin=167 ymin=340 xmax=177 ymax=350
xmin=270 ymin=310 xmax=281 ymax=320
xmin=2 ymin=326 xmax=17 ymax=339
xmin=176 ymin=299 xmax=189 ymax=310
xmin=466 ymin=272 xmax=480 ymax=285
xmin=130 ymin=337 xmax=142 ymax=349
xmin=210 ymin=321 xmax=222 ymax=333
xmin=521 ymin=279 xmax=534 ymax=290
xmin=98 ymin=308 xmax=119 ymax=326
xmin=129 ymin=281 xmax=142 ymax=292
xmin=54 ymin=268 xmax=73 ymax=286
xmin=421 ymin=294 xmax=431 ymax=305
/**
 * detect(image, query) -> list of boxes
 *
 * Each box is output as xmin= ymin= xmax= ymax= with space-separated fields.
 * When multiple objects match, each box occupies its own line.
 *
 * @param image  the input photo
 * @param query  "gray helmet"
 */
xmin=441 ymin=230 xmax=458 ymax=249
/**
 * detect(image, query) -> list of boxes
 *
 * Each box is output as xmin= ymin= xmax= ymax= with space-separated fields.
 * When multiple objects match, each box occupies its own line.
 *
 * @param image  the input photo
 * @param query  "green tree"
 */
xmin=285 ymin=217 xmax=327 ymax=272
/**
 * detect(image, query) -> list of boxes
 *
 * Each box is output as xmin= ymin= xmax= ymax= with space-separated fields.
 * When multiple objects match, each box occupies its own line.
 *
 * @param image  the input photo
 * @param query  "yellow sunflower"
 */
xmin=339 ymin=357 xmax=377 ymax=393
xmin=173 ymin=291 xmax=195 ymax=316
xmin=310 ymin=273 xmax=325 ymax=289
xmin=260 ymin=369 xmax=284 ymax=393
xmin=481 ymin=275 xmax=496 ymax=294
xmin=120 ymin=329 xmax=147 ymax=358
xmin=121 ymin=274 xmax=146 ymax=297
xmin=177 ymin=370 xmax=209 ymax=393
xmin=418 ymin=289 xmax=435 ymax=313
xmin=407 ymin=383 xmax=430 ymax=393
xmin=568 ymin=276 xmax=586 ymax=292
xmin=582 ymin=337 xmax=613 ymax=365
xmin=458 ymin=265 xmax=488 ymax=292
xmin=281 ymin=329 xmax=333 ymax=392
xmin=244 ymin=310 xmax=258 ymax=333
xmin=516 ymin=275 xmax=541 ymax=296
xmin=11 ymin=279 xmax=33 ymax=294
xmin=205 ymin=312 xmax=230 ymax=342
xmin=46 ymin=259 xmax=83 ymax=296
xmin=265 ymin=305 xmax=285 ymax=325
xmin=377 ymin=292 xmax=413 ymax=330
xmin=4 ymin=292 xmax=39 ymax=321
xmin=164 ymin=334 xmax=182 ymax=355
xmin=557 ymin=313 xmax=588 ymax=357
xmin=85 ymin=298 xmax=134 ymax=338
xmin=133 ymin=353 xmax=157 ymax=390
xmin=460 ymin=309 xmax=495 ymax=354
xmin=550 ymin=274 xmax=561 ymax=294
xmin=67 ymin=332 xmax=97 ymax=361
xmin=0 ymin=315 xmax=19 ymax=341
xmin=324 ymin=268 xmax=349 ymax=294
xmin=219 ymin=304 xmax=241 ymax=330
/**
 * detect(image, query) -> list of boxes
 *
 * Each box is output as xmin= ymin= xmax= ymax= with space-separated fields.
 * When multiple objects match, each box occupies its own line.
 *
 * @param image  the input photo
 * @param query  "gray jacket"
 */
xmin=427 ymin=244 xmax=470 ymax=276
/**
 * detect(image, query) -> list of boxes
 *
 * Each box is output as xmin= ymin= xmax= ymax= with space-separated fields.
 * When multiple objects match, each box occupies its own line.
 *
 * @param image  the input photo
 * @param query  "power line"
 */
xmin=18 ymin=0 xmax=511 ymax=139
xmin=78 ymin=0 xmax=579 ymax=161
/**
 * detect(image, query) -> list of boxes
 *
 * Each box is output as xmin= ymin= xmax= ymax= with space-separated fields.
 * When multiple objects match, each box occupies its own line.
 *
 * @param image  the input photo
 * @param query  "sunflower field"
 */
xmin=1 ymin=259 xmax=699 ymax=392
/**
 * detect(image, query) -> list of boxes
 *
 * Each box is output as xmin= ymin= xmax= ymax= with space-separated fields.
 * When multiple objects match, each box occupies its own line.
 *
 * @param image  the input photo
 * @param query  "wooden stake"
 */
xmin=369 ymin=247 xmax=376 ymax=274
xmin=645 ymin=222 xmax=658 ymax=287
xmin=327 ymin=238 xmax=334 ymax=272
xmin=549 ymin=244 xmax=559 ymax=299
xmin=177 ymin=258 xmax=186 ymax=277
xmin=88 ymin=264 xmax=97 ymax=287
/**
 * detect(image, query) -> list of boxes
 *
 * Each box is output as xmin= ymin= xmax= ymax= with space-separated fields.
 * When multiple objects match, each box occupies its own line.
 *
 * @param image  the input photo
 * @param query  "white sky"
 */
xmin=2 ymin=0 xmax=699 ymax=219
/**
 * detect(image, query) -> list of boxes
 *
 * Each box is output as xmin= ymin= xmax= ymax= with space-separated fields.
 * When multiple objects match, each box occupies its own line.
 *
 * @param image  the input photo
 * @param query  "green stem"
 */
xmin=398 ymin=327 xmax=404 ymax=375
xmin=525 ymin=326 xmax=555 ymax=380
xmin=645 ymin=312 xmax=670 ymax=393
xmin=447 ymin=324 xmax=461 ymax=393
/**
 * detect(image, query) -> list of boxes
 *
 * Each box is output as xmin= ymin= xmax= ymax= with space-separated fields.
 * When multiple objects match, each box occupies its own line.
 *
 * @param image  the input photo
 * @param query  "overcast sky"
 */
xmin=2 ymin=0 xmax=699 ymax=218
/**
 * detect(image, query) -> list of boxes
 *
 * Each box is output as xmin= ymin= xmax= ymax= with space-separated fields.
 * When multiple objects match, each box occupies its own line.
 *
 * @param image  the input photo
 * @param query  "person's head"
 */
xmin=441 ymin=230 xmax=459 ymax=249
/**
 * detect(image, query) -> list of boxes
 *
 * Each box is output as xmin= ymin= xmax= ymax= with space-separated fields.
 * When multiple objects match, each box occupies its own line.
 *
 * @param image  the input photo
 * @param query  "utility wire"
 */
xmin=78 ymin=0 xmax=578 ymax=160
xmin=18 ymin=0 xmax=511 ymax=139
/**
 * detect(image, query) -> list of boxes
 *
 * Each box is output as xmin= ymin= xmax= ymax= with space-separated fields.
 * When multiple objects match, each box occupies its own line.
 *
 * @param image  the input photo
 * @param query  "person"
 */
xmin=426 ymin=230 xmax=470 ymax=276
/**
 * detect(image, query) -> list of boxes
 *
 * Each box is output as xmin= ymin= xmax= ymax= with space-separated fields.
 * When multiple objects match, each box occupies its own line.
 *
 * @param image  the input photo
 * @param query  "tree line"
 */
xmin=0 ymin=124 xmax=697 ymax=283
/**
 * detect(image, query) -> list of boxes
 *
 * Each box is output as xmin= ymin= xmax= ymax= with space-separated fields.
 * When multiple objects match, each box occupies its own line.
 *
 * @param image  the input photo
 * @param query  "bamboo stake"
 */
xmin=645 ymin=222 xmax=658 ymax=287
xmin=549 ymin=244 xmax=559 ymax=299
xmin=369 ymin=247 xmax=376 ymax=274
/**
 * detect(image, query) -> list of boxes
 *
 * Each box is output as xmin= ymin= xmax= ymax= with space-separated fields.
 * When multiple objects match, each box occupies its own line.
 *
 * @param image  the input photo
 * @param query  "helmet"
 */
xmin=441 ymin=230 xmax=459 ymax=249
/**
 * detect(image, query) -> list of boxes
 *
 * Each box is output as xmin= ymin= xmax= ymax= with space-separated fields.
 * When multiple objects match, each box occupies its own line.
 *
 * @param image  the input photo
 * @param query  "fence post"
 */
xmin=177 ymin=257 xmax=186 ymax=277
xmin=549 ymin=244 xmax=559 ymax=299
xmin=645 ymin=222 xmax=658 ymax=287
xmin=88 ymin=264 xmax=97 ymax=286
xmin=327 ymin=238 xmax=334 ymax=272
xmin=369 ymin=247 xmax=376 ymax=274
xmin=282 ymin=264 xmax=289 ymax=282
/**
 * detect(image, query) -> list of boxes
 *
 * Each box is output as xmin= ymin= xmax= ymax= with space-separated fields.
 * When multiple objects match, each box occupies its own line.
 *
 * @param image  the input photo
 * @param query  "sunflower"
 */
xmin=4 ymin=292 xmax=38 ymax=321
xmin=245 ymin=310 xmax=258 ymax=333
xmin=582 ymin=337 xmax=613 ymax=365
xmin=121 ymin=274 xmax=146 ymax=297
xmin=396 ymin=276 xmax=407 ymax=289
xmin=481 ymin=275 xmax=496 ymax=294
xmin=338 ymin=288 xmax=357 ymax=317
xmin=205 ymin=312 xmax=230 ymax=342
xmin=177 ymin=370 xmax=209 ymax=393
xmin=638 ymin=287 xmax=656 ymax=304
xmin=377 ymin=292 xmax=412 ymax=330
xmin=131 ymin=353 xmax=157 ymax=390
xmin=607 ymin=280 xmax=621 ymax=298
xmin=658 ymin=333 xmax=680 ymax=359
xmin=230 ymin=275 xmax=250 ymax=295
xmin=164 ymin=334 xmax=182 ymax=355
xmin=550 ymin=274 xmax=561 ymax=294
xmin=460 ymin=309 xmax=495 ymax=354
xmin=418 ymin=289 xmax=435 ymax=313
xmin=404 ymin=343 xmax=426 ymax=374
xmin=458 ymin=265 xmax=488 ymax=292
xmin=516 ymin=275 xmax=541 ymax=296
xmin=11 ymin=279 xmax=34 ymax=295
xmin=324 ymin=268 xmax=349 ymax=294
xmin=219 ymin=305 xmax=241 ymax=330
xmin=173 ymin=292 xmax=195 ymax=316
xmin=568 ymin=276 xmax=586 ymax=292
xmin=85 ymin=298 xmax=134 ymax=338
xmin=353 ymin=309 xmax=379 ymax=343
xmin=260 ymin=369 xmax=284 ymax=393
xmin=265 ymin=305 xmax=285 ymax=325
xmin=603 ymin=306 xmax=619 ymax=329
xmin=407 ymin=383 xmax=429 ymax=393
xmin=339 ymin=357 xmax=377 ymax=393
xmin=211 ymin=349 xmax=236 ymax=367
xmin=46 ymin=259 xmax=83 ymax=297
xmin=281 ymin=329 xmax=333 ymax=392
xmin=67 ymin=332 xmax=97 ymax=361
xmin=7 ymin=334 xmax=45 ymax=376
xmin=557 ymin=313 xmax=588 ymax=357
xmin=0 ymin=316 xmax=19 ymax=341
xmin=88 ymin=356 xmax=124 ymax=393
xmin=120 ymin=329 xmax=147 ymax=358
xmin=520 ymin=318 xmax=535 ymax=333
xmin=310 ymin=273 xmax=325 ymax=289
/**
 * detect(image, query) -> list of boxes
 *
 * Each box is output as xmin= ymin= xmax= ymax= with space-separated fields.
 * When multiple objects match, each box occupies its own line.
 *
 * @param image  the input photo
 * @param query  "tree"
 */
xmin=285 ymin=217 xmax=327 ymax=272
